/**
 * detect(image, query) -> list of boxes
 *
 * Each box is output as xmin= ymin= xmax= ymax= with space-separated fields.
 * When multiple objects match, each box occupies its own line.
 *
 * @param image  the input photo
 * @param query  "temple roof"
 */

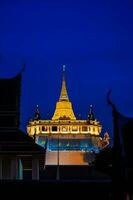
xmin=0 ymin=129 xmax=45 ymax=154
xmin=0 ymin=70 xmax=22 ymax=128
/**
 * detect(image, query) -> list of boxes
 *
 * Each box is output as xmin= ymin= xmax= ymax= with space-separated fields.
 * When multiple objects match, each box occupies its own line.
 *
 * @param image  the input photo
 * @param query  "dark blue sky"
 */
xmin=0 ymin=0 xmax=133 ymax=140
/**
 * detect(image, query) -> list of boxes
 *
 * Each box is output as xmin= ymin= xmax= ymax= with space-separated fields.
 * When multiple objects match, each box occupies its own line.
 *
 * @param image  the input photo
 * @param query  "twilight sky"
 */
xmin=0 ymin=0 xmax=133 ymax=141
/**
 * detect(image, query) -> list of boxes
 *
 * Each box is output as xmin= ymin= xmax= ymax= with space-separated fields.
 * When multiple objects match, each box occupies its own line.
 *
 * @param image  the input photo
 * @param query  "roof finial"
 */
xmin=34 ymin=104 xmax=41 ymax=120
xmin=88 ymin=104 xmax=95 ymax=120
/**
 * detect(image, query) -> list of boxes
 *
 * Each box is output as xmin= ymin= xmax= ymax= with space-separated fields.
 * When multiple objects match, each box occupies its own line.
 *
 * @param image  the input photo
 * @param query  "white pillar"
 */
xmin=18 ymin=159 xmax=23 ymax=180
xmin=58 ymin=126 xmax=60 ymax=133
xmin=0 ymin=157 xmax=2 ymax=180
xmin=32 ymin=158 xmax=39 ymax=180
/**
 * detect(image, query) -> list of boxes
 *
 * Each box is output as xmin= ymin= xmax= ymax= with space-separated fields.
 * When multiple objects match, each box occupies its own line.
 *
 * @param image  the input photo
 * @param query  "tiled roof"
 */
xmin=0 ymin=129 xmax=45 ymax=154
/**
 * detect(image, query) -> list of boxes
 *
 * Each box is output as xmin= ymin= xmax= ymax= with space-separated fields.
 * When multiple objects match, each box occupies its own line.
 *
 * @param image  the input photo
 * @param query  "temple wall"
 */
xmin=45 ymin=151 xmax=95 ymax=165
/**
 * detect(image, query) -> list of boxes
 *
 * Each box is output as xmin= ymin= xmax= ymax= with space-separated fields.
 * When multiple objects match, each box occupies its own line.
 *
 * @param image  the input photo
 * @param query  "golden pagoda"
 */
xmin=27 ymin=66 xmax=109 ymax=165
xmin=52 ymin=65 xmax=76 ymax=121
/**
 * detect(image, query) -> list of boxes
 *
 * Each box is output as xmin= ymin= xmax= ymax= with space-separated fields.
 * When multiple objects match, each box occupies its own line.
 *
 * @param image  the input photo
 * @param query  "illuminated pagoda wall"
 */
xmin=27 ymin=66 xmax=109 ymax=165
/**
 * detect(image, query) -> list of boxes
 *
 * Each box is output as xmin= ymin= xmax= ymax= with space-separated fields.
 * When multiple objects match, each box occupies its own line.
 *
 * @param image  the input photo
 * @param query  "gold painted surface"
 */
xmin=52 ymin=101 xmax=76 ymax=120
xmin=52 ymin=66 xmax=76 ymax=120
xmin=59 ymin=71 xmax=69 ymax=101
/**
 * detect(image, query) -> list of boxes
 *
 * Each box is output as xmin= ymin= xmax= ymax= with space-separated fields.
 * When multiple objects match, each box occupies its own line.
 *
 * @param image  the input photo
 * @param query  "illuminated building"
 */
xmin=27 ymin=66 xmax=109 ymax=165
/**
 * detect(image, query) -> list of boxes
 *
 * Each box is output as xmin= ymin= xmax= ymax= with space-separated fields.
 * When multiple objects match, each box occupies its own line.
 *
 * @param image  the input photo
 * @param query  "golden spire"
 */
xmin=59 ymin=65 xmax=69 ymax=102
xmin=52 ymin=65 xmax=76 ymax=120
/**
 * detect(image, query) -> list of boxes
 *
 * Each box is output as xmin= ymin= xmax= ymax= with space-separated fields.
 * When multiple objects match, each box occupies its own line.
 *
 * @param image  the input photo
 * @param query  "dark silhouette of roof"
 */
xmin=0 ymin=128 xmax=45 ymax=154
xmin=0 ymin=70 xmax=45 ymax=155
xmin=122 ymin=120 xmax=133 ymax=168
xmin=0 ymin=72 xmax=21 ymax=128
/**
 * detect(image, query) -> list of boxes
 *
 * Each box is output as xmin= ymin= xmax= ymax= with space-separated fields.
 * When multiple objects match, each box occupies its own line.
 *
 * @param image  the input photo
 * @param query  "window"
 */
xmin=52 ymin=126 xmax=57 ymax=132
xmin=42 ymin=126 xmax=47 ymax=131
xmin=72 ymin=126 xmax=78 ymax=131
xmin=82 ymin=126 xmax=88 ymax=132
xmin=62 ymin=126 xmax=68 ymax=132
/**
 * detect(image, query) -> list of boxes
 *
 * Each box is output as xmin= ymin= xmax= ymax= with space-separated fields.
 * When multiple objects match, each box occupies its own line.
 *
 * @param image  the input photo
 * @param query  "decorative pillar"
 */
xmin=32 ymin=158 xmax=39 ymax=180
xmin=11 ymin=158 xmax=23 ymax=180
xmin=18 ymin=159 xmax=23 ymax=180
xmin=49 ymin=126 xmax=52 ymax=133
xmin=58 ymin=126 xmax=60 ymax=133
xmin=77 ymin=126 xmax=79 ymax=133
xmin=78 ymin=126 xmax=80 ymax=133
